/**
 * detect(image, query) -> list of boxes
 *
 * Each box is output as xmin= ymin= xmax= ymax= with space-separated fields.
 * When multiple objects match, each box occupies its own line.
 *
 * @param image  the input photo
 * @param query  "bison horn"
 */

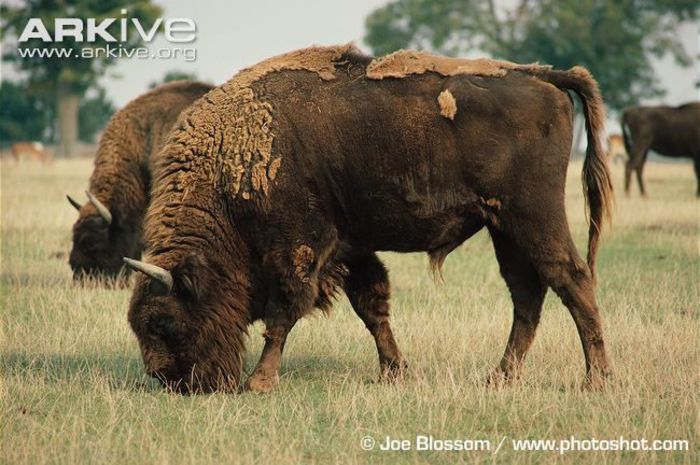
xmin=123 ymin=258 xmax=173 ymax=293
xmin=85 ymin=191 xmax=112 ymax=225
xmin=66 ymin=195 xmax=82 ymax=211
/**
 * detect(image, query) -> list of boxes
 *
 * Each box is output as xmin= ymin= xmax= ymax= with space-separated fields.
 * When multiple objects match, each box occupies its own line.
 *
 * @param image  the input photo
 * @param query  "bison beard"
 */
xmin=68 ymin=81 xmax=213 ymax=282
xmin=127 ymin=45 xmax=614 ymax=394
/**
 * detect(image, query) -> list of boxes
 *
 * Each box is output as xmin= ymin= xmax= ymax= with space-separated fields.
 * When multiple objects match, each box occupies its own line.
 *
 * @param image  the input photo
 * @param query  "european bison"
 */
xmin=125 ymin=45 xmax=613 ymax=394
xmin=67 ymin=81 xmax=213 ymax=281
xmin=621 ymin=102 xmax=700 ymax=196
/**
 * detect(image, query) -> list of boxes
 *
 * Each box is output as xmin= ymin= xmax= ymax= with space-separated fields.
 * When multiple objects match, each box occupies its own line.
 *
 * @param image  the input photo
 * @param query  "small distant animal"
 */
xmin=606 ymin=134 xmax=627 ymax=164
xmin=10 ymin=142 xmax=52 ymax=164
xmin=621 ymin=102 xmax=700 ymax=196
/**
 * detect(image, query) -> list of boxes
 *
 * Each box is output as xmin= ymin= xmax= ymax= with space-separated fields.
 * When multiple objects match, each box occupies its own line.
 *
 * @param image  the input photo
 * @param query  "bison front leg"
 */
xmin=344 ymin=251 xmax=407 ymax=382
xmin=245 ymin=231 xmax=336 ymax=393
xmin=487 ymin=229 xmax=546 ymax=386
xmin=244 ymin=311 xmax=297 ymax=393
xmin=243 ymin=253 xmax=319 ymax=393
xmin=635 ymin=164 xmax=647 ymax=197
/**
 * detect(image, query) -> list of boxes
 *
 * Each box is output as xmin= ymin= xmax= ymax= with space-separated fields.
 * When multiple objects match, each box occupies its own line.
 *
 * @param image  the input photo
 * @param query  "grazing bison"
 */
xmin=621 ymin=102 xmax=700 ymax=196
xmin=67 ymin=81 xmax=213 ymax=280
xmin=125 ymin=45 xmax=613 ymax=394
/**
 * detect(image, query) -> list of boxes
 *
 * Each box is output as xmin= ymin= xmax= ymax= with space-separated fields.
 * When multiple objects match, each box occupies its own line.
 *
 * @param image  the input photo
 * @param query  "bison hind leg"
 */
xmin=492 ymin=191 xmax=612 ymax=390
xmin=518 ymin=229 xmax=612 ymax=390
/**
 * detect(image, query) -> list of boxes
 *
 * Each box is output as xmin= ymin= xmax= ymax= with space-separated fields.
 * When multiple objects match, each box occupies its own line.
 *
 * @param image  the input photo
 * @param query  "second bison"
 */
xmin=125 ymin=45 xmax=613 ymax=394
xmin=68 ymin=81 xmax=213 ymax=281
xmin=621 ymin=102 xmax=700 ymax=196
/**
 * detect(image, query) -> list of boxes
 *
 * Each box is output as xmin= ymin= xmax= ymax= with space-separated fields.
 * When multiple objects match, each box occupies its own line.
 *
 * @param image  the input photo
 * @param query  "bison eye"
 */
xmin=149 ymin=315 xmax=178 ymax=339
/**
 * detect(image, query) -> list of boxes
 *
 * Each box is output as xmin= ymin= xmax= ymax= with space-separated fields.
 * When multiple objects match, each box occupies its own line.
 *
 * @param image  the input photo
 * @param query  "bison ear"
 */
xmin=173 ymin=253 xmax=210 ymax=302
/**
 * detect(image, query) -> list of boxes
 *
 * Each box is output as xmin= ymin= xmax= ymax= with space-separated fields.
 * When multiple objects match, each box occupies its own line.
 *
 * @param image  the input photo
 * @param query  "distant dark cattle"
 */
xmin=621 ymin=102 xmax=700 ymax=196
xmin=124 ymin=45 xmax=613 ymax=394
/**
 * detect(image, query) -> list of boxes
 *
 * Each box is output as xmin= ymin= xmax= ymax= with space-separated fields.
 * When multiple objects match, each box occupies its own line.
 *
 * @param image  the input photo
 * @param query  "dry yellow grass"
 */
xmin=1 ymin=158 xmax=698 ymax=464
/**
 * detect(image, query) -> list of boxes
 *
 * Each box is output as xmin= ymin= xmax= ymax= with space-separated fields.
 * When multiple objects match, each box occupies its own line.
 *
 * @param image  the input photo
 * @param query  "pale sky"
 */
xmin=103 ymin=0 xmax=388 ymax=104
xmin=103 ymin=0 xmax=700 ymax=111
xmin=3 ymin=0 xmax=697 ymax=116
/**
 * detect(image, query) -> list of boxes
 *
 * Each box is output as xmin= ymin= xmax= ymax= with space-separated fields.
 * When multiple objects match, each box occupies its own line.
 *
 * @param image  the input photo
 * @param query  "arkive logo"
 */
xmin=18 ymin=9 xmax=196 ymax=43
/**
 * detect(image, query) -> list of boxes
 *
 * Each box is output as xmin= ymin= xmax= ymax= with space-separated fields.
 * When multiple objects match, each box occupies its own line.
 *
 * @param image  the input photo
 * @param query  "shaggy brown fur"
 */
xmin=69 ymin=81 xmax=213 ymax=280
xmin=621 ymin=102 xmax=700 ymax=196
xmin=127 ymin=45 xmax=613 ymax=394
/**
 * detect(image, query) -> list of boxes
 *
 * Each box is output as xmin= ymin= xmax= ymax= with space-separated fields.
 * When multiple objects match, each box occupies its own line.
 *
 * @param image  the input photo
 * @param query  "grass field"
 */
xmin=2 ymin=158 xmax=698 ymax=464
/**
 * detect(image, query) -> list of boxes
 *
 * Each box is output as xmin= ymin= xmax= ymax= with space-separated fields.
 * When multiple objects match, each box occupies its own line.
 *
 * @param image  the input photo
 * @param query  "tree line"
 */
xmin=1 ymin=0 xmax=163 ymax=154
xmin=365 ymin=0 xmax=698 ymax=113
xmin=1 ymin=0 xmax=697 ymax=155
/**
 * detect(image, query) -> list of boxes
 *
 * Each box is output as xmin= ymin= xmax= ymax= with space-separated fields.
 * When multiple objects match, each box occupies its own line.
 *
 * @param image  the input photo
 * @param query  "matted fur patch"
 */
xmin=438 ymin=89 xmax=457 ymax=120
xmin=366 ymin=49 xmax=548 ymax=80
xmin=174 ymin=44 xmax=360 ymax=201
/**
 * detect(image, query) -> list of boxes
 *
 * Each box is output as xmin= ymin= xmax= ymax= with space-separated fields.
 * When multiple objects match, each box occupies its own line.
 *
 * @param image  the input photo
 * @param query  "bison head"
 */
xmin=68 ymin=191 xmax=140 ymax=282
xmin=124 ymin=254 xmax=248 ymax=394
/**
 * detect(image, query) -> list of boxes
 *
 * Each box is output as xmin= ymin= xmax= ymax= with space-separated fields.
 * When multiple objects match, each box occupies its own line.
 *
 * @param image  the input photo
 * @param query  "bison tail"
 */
xmin=621 ymin=111 xmax=633 ymax=157
xmin=533 ymin=66 xmax=614 ymax=280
